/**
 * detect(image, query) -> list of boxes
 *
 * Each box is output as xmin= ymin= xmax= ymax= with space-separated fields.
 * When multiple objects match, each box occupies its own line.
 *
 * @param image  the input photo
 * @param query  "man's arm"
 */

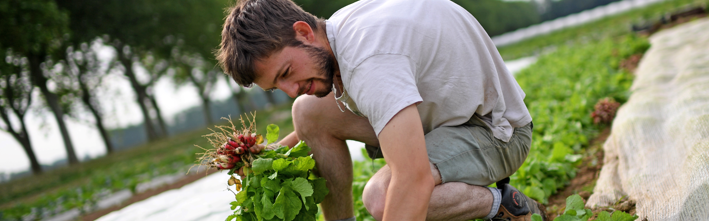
xmin=379 ymin=104 xmax=435 ymax=221
xmin=279 ymin=131 xmax=300 ymax=148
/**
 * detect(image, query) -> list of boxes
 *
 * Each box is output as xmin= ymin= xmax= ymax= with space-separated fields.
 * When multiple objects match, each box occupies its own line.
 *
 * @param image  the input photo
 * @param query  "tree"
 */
xmin=172 ymin=52 xmax=220 ymax=126
xmin=0 ymin=0 xmax=80 ymax=165
xmin=55 ymin=0 xmax=229 ymax=140
xmin=0 ymin=51 xmax=42 ymax=174
xmin=61 ymin=40 xmax=116 ymax=153
xmin=225 ymin=74 xmax=257 ymax=115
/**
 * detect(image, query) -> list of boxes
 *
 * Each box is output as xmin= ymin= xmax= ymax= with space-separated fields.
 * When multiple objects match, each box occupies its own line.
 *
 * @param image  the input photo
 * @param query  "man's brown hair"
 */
xmin=217 ymin=0 xmax=322 ymax=87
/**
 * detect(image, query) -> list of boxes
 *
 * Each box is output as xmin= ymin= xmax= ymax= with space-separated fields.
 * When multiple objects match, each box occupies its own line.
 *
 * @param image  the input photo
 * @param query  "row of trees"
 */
xmin=0 ymin=0 xmax=240 ymax=175
xmin=0 ymin=0 xmax=620 ymax=176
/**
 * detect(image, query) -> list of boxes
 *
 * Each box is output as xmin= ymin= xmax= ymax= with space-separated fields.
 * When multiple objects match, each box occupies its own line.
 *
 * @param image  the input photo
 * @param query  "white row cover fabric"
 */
xmin=587 ymin=18 xmax=709 ymax=220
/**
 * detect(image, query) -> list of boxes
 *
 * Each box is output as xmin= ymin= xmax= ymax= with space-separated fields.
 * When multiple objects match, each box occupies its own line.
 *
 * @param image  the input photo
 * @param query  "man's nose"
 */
xmin=279 ymin=81 xmax=300 ymax=98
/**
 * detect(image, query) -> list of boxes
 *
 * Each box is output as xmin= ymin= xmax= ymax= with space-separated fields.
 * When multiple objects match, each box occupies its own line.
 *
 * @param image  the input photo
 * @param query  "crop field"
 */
xmin=1 ymin=0 xmax=708 ymax=220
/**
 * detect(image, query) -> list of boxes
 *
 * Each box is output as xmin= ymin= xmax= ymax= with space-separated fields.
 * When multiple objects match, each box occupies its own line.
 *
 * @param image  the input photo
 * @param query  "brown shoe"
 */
xmin=491 ymin=183 xmax=547 ymax=221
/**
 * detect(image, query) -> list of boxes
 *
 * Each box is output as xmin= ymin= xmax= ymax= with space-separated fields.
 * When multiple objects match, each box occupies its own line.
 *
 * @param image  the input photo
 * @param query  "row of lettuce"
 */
xmin=349 ymin=34 xmax=649 ymax=221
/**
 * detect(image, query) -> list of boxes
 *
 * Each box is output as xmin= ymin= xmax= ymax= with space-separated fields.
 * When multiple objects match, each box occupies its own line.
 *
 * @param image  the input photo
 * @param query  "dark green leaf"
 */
xmin=311 ymin=178 xmax=329 ymax=203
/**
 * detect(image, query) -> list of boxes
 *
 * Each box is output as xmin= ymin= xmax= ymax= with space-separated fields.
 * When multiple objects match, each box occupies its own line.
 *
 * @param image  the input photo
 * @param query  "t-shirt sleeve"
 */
xmin=347 ymin=54 xmax=423 ymax=136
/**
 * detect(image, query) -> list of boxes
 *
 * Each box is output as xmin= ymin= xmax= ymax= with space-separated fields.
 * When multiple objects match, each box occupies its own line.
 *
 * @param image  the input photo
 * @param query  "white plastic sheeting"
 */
xmin=587 ymin=18 xmax=709 ymax=220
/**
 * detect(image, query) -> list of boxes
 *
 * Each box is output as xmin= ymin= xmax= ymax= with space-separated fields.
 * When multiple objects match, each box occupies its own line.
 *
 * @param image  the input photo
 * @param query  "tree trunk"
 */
xmin=0 ymin=110 xmax=41 ymax=174
xmin=28 ymin=52 xmax=79 ymax=165
xmin=78 ymin=72 xmax=114 ymax=154
xmin=147 ymin=94 xmax=168 ymax=137
xmin=231 ymin=92 xmax=246 ymax=115
xmin=201 ymin=97 xmax=213 ymax=126
xmin=115 ymin=46 xmax=159 ymax=141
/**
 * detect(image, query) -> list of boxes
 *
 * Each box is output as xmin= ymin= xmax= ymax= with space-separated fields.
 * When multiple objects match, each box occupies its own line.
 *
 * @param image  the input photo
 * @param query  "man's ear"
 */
xmin=293 ymin=21 xmax=315 ymax=43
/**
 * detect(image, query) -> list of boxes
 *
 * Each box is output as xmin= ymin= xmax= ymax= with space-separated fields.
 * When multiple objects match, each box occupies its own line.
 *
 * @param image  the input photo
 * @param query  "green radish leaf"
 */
xmin=266 ymin=124 xmax=279 ymax=144
xmin=273 ymin=186 xmax=301 ymax=221
xmin=596 ymin=211 xmax=611 ymax=221
xmin=551 ymin=142 xmax=573 ymax=162
xmin=272 ymin=159 xmax=291 ymax=172
xmin=554 ymin=214 xmax=583 ymax=221
xmin=564 ymin=194 xmax=585 ymax=212
xmin=294 ymin=157 xmax=315 ymax=172
xmin=311 ymin=178 xmax=329 ymax=203
xmin=235 ymin=188 xmax=249 ymax=206
xmin=227 ymin=214 xmax=237 ymax=221
xmin=252 ymin=159 xmax=274 ymax=175
xmin=531 ymin=213 xmax=543 ymax=221
xmin=610 ymin=211 xmax=638 ymax=221
xmin=230 ymin=201 xmax=239 ymax=210
xmin=268 ymin=172 xmax=278 ymax=180
xmin=289 ymin=141 xmax=311 ymax=158
xmin=565 ymin=209 xmax=577 ymax=216
xmin=261 ymin=192 xmax=276 ymax=220
xmin=252 ymin=192 xmax=263 ymax=220
xmin=262 ymin=178 xmax=281 ymax=192
xmin=291 ymin=177 xmax=314 ymax=210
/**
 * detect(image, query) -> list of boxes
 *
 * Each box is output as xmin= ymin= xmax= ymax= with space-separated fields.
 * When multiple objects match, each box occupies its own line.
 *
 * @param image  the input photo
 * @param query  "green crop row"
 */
xmin=496 ymin=0 xmax=708 ymax=60
xmin=510 ymin=35 xmax=649 ymax=204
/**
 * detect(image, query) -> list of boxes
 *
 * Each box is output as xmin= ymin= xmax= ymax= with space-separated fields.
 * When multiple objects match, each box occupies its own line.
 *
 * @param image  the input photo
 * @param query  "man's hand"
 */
xmin=378 ymin=104 xmax=435 ymax=221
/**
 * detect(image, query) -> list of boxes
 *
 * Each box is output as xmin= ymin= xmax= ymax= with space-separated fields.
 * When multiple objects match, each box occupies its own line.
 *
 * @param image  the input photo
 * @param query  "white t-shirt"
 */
xmin=326 ymin=0 xmax=531 ymax=142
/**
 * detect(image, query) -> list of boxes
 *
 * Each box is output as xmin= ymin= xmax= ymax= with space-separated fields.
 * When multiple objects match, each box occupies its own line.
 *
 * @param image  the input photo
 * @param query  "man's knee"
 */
xmin=292 ymin=95 xmax=324 ymax=136
xmin=362 ymin=166 xmax=391 ymax=221
xmin=362 ymin=180 xmax=385 ymax=221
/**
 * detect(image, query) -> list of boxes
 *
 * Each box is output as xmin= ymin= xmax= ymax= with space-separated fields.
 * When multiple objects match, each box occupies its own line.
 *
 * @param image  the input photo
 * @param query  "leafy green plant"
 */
xmin=532 ymin=194 xmax=637 ymax=221
xmin=226 ymin=125 xmax=329 ymax=221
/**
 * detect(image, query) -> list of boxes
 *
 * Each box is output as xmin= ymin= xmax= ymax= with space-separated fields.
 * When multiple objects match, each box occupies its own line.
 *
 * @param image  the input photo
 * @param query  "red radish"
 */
xmin=228 ymin=140 xmax=239 ymax=149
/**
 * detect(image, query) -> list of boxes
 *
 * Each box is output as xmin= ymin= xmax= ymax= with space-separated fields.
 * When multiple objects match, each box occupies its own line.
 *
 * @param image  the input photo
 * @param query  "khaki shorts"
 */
xmin=365 ymin=115 xmax=532 ymax=186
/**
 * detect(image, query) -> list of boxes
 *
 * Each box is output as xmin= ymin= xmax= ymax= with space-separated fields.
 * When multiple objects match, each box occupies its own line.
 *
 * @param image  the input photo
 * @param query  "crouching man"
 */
xmin=217 ymin=0 xmax=546 ymax=220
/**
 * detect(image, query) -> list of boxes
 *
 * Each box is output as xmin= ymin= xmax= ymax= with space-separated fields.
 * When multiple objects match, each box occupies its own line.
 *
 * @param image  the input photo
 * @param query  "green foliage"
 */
xmin=229 ymin=125 xmax=328 ymax=221
xmin=351 ymin=148 xmax=387 ymax=221
xmin=0 ymin=0 xmax=69 ymax=54
xmin=553 ymin=194 xmax=637 ymax=221
xmin=267 ymin=124 xmax=280 ymax=144
xmin=508 ymin=35 xmax=648 ymax=204
xmin=452 ymin=0 xmax=540 ymax=37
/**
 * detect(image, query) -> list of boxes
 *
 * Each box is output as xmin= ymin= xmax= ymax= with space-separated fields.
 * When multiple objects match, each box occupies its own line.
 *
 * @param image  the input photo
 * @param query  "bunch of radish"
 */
xmin=210 ymin=130 xmax=264 ymax=170
xmin=591 ymin=97 xmax=621 ymax=124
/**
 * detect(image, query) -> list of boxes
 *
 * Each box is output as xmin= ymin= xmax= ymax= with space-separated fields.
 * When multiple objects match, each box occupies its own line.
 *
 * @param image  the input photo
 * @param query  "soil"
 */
xmin=81 ymin=168 xmax=217 ymax=221
xmin=619 ymin=53 xmax=643 ymax=74
xmin=543 ymin=127 xmax=638 ymax=220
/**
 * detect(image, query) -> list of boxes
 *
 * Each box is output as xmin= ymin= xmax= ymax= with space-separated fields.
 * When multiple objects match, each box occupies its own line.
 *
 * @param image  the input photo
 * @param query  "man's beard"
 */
xmin=297 ymin=44 xmax=337 ymax=98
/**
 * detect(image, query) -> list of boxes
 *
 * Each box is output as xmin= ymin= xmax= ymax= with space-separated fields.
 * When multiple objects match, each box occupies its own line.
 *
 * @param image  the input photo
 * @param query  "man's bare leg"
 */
xmin=362 ymin=164 xmax=494 ymax=221
xmin=291 ymin=93 xmax=380 ymax=220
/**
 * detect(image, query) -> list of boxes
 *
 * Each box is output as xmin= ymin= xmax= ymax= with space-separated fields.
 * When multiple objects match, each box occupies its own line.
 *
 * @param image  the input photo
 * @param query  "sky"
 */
xmin=0 ymin=43 xmax=536 ymax=176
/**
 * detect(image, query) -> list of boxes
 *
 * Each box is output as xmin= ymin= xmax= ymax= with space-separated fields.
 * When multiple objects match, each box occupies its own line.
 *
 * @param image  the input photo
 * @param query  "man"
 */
xmin=217 ymin=0 xmax=546 ymax=220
